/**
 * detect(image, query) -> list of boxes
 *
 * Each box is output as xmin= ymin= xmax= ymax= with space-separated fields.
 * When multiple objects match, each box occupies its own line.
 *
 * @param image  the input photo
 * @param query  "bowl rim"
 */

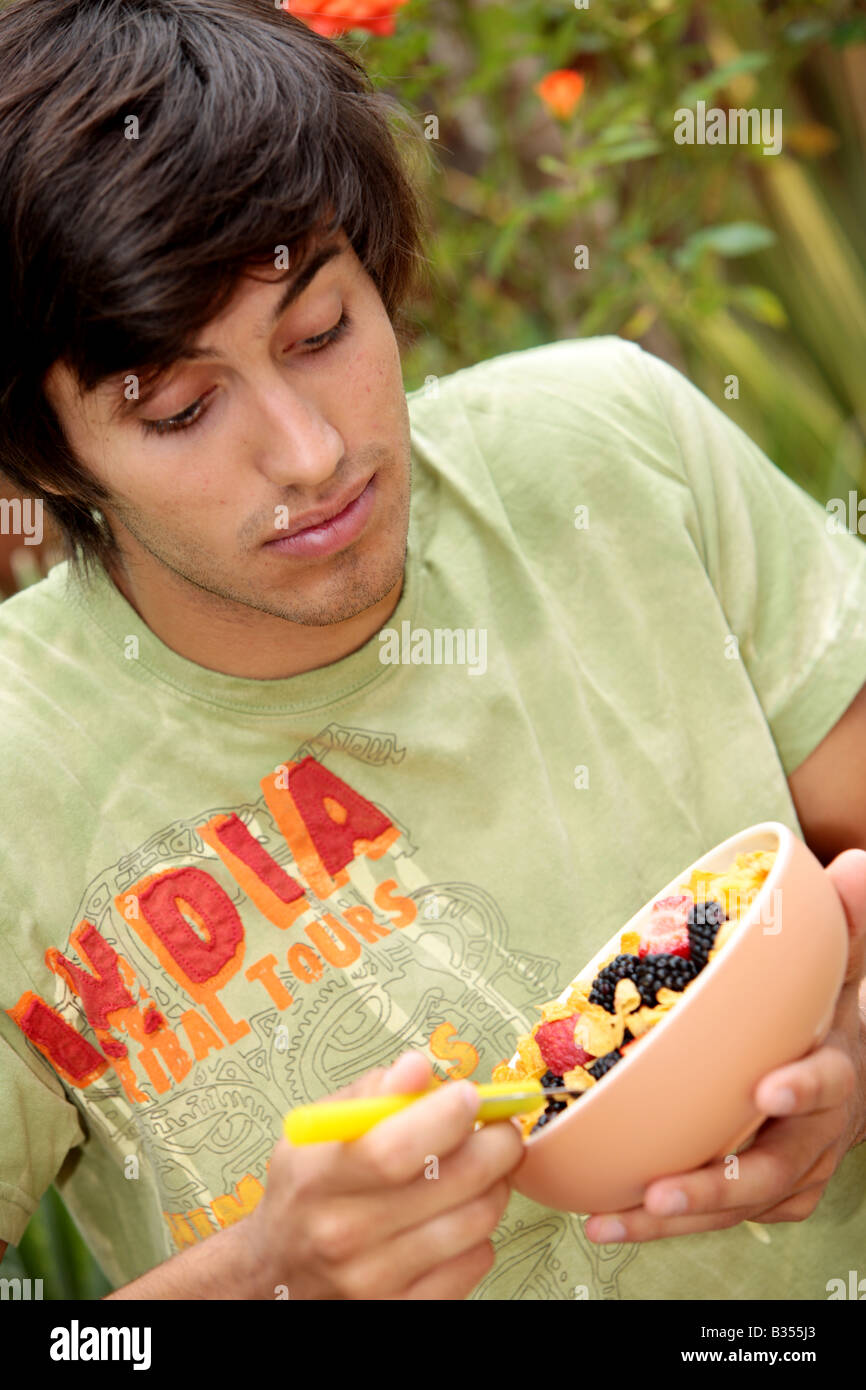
xmin=519 ymin=820 xmax=792 ymax=1147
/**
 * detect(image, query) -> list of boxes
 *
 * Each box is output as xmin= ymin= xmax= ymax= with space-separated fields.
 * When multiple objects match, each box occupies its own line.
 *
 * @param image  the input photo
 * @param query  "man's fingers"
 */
xmin=747 ymin=1180 xmax=829 ymax=1225
xmin=401 ymin=1240 xmax=496 ymax=1301
xmin=331 ymin=1076 xmax=482 ymax=1192
xmin=333 ymin=1175 xmax=512 ymax=1298
xmin=303 ymin=1117 xmax=522 ymax=1261
xmin=378 ymin=1052 xmax=437 ymax=1096
xmin=754 ymin=1041 xmax=857 ymax=1117
xmin=639 ymin=1108 xmax=843 ymax=1226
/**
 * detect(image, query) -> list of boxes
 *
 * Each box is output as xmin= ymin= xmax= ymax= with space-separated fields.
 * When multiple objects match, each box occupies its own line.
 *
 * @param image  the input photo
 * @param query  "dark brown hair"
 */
xmin=0 ymin=0 xmax=432 ymax=584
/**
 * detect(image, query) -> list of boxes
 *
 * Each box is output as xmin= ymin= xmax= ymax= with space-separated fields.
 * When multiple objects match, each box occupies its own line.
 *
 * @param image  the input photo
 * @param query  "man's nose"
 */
xmin=248 ymin=376 xmax=344 ymax=489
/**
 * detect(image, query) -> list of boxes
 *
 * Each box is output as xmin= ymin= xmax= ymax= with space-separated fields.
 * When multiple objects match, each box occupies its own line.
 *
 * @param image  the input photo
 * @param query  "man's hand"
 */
xmin=584 ymin=847 xmax=866 ymax=1245
xmin=245 ymin=1051 xmax=524 ymax=1298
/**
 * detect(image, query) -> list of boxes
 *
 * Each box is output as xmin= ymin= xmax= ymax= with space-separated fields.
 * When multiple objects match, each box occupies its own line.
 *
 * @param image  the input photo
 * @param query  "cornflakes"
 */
xmin=498 ymin=849 xmax=777 ymax=1137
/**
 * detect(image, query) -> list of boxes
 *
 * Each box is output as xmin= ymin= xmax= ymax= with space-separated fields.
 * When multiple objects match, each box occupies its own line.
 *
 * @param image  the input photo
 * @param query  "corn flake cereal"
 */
xmin=539 ymin=1000 xmax=576 ymax=1023
xmin=516 ymin=1033 xmax=545 ymax=1079
xmin=501 ymin=849 xmax=776 ymax=1139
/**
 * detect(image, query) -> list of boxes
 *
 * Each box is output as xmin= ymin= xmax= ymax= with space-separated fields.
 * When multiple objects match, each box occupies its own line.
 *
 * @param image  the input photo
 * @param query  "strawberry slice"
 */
xmin=652 ymin=894 xmax=692 ymax=916
xmin=534 ymin=1016 xmax=595 ymax=1072
xmin=638 ymin=911 xmax=692 ymax=960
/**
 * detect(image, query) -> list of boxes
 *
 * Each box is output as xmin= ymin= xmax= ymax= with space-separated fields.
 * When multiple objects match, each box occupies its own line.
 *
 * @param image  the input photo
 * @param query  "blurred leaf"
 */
xmin=620 ymin=304 xmax=658 ymax=338
xmin=729 ymin=284 xmax=788 ymax=327
xmin=12 ymin=1186 xmax=111 ymax=1301
xmin=785 ymin=122 xmax=840 ymax=157
xmin=678 ymin=52 xmax=771 ymax=108
xmin=831 ymin=18 xmax=866 ymax=47
xmin=783 ymin=18 xmax=831 ymax=45
xmin=675 ymin=222 xmax=777 ymax=269
xmin=536 ymin=154 xmax=570 ymax=179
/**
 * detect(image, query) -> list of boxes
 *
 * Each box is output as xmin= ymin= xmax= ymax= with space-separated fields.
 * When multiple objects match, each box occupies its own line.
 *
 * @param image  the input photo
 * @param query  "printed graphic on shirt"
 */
xmin=7 ymin=721 xmax=630 ymax=1298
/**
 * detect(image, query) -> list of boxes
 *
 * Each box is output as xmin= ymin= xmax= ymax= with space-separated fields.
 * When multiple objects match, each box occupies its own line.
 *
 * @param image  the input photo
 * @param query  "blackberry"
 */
xmin=635 ymin=952 xmax=696 ymax=1005
xmin=686 ymin=899 xmax=727 ymax=972
xmin=539 ymin=1070 xmax=564 ymax=1090
xmin=588 ymin=953 xmax=642 ymax=1013
xmin=587 ymin=1048 xmax=623 ymax=1080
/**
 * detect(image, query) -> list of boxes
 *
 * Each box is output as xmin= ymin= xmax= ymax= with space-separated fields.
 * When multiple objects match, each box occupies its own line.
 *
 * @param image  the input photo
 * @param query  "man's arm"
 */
xmin=788 ymin=678 xmax=866 ymax=1149
xmin=104 ymin=1219 xmax=276 ymax=1300
xmin=787 ymin=678 xmax=866 ymax=865
xmin=0 ymin=1225 xmax=274 ymax=1298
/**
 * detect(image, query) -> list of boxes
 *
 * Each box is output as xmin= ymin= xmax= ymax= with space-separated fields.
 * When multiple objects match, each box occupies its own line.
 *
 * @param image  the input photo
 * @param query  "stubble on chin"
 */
xmin=105 ymin=462 xmax=412 ymax=629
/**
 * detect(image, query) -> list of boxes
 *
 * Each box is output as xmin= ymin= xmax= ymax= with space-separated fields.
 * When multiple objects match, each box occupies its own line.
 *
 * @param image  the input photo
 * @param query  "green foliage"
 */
xmin=5 ymin=1186 xmax=111 ymax=1300
xmin=357 ymin=0 xmax=866 ymax=505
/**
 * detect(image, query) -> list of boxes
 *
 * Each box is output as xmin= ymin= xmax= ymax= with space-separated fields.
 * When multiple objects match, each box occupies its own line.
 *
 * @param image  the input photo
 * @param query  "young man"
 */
xmin=0 ymin=0 xmax=864 ymax=1302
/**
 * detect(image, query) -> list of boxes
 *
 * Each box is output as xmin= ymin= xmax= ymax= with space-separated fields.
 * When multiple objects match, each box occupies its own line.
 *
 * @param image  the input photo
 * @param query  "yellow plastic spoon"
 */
xmin=283 ymin=1078 xmax=577 ymax=1144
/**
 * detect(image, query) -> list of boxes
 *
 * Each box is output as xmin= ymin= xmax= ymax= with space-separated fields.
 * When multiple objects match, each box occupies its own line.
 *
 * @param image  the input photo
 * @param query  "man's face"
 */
xmin=44 ymin=232 xmax=412 ymax=637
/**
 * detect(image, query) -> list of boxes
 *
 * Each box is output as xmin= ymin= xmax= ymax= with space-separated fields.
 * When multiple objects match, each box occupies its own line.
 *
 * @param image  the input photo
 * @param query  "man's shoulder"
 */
xmin=407 ymin=334 xmax=645 ymax=411
xmin=0 ymin=561 xmax=88 ymax=734
xmin=405 ymin=335 xmax=683 ymax=498
xmin=405 ymin=335 xmax=671 ymax=457
xmin=0 ymin=560 xmax=75 ymax=644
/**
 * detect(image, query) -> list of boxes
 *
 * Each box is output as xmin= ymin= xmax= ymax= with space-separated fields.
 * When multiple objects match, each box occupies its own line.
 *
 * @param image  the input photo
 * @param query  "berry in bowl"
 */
xmin=492 ymin=822 xmax=849 ymax=1214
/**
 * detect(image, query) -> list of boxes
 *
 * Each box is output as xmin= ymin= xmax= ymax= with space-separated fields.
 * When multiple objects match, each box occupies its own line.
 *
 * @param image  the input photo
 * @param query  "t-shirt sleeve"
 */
xmin=0 ymin=1001 xmax=86 ymax=1246
xmin=624 ymin=339 xmax=866 ymax=778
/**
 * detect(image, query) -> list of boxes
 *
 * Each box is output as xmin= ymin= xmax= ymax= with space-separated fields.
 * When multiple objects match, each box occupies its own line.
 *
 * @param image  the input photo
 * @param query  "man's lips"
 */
xmin=264 ymin=473 xmax=374 ymax=543
xmin=262 ymin=473 xmax=377 ymax=558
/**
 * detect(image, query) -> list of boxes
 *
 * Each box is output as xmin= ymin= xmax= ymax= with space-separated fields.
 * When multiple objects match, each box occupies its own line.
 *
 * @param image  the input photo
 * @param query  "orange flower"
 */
xmin=279 ymin=0 xmax=409 ymax=38
xmin=535 ymin=69 xmax=585 ymax=119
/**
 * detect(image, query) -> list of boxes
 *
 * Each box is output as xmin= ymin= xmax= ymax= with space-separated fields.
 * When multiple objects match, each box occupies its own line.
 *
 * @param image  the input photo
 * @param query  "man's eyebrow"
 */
xmin=268 ymin=238 xmax=346 ymax=324
xmin=106 ymin=238 xmax=345 ymax=417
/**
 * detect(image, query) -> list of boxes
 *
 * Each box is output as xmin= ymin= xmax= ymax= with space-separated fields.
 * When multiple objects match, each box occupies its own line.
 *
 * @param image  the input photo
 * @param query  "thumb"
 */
xmin=824 ymin=847 xmax=866 ymax=985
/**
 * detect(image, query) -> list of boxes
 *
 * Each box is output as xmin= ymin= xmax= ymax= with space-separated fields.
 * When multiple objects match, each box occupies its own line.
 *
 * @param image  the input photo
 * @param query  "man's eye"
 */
xmin=140 ymin=398 xmax=206 ymax=436
xmin=297 ymin=307 xmax=352 ymax=356
xmin=139 ymin=388 xmax=214 ymax=437
xmin=139 ymin=310 xmax=352 ymax=436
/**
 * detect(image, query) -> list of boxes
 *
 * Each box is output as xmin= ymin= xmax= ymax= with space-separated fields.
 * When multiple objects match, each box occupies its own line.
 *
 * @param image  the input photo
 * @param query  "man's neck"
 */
xmin=105 ymin=556 xmax=406 ymax=681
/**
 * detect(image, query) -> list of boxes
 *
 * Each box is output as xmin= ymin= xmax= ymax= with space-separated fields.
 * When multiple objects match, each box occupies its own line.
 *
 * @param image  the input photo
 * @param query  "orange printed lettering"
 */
xmin=178 ymin=1009 xmax=225 ymax=1062
xmin=261 ymin=755 xmax=399 ymax=901
xmin=244 ymin=955 xmax=294 ymax=1009
xmin=164 ymin=1211 xmax=198 ymax=1250
xmin=286 ymin=943 xmax=324 ymax=984
xmin=374 ymin=879 xmax=419 ymax=929
xmin=304 ymin=914 xmax=362 ymax=968
xmin=7 ymin=992 xmax=108 ymax=1089
xmin=341 ymin=904 xmax=391 ymax=943
xmin=199 ymin=813 xmax=309 ymax=932
xmin=118 ymin=867 xmax=250 ymax=1045
xmin=210 ymin=1173 xmax=265 ymax=1229
xmin=429 ymin=1022 xmax=479 ymax=1079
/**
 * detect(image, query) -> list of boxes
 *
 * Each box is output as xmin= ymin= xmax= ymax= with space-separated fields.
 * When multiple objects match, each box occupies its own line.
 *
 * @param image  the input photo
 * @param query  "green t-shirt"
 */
xmin=2 ymin=335 xmax=865 ymax=1300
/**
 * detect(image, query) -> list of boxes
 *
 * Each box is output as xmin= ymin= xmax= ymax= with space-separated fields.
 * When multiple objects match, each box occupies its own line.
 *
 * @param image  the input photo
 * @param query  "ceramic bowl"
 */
xmin=509 ymin=821 xmax=849 ymax=1213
